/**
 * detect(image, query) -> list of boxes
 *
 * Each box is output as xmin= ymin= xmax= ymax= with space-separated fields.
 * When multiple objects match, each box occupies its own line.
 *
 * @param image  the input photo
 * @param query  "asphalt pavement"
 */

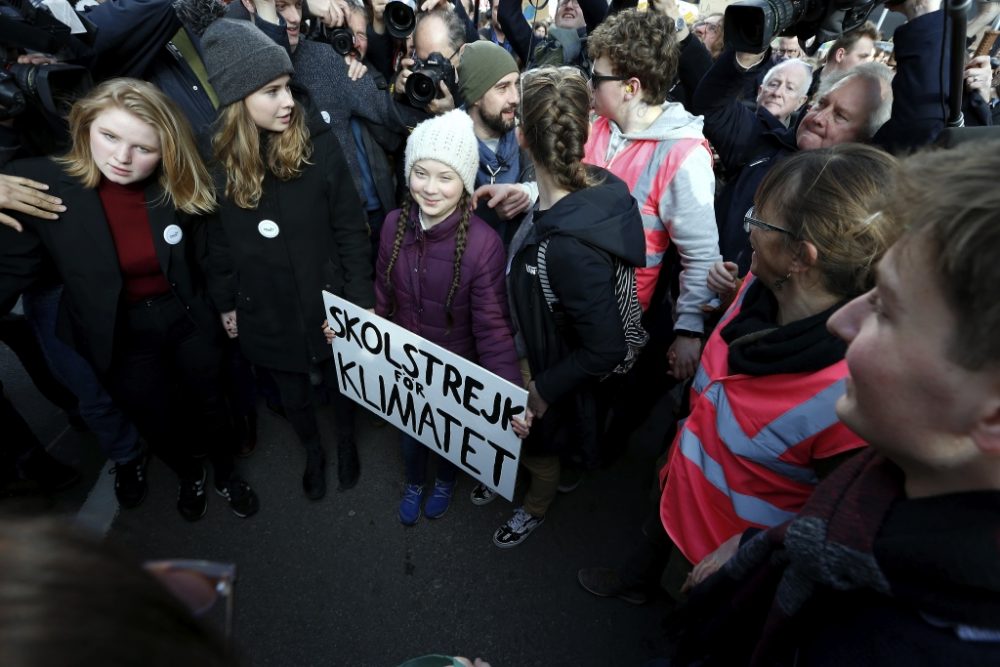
xmin=2 ymin=343 xmax=678 ymax=667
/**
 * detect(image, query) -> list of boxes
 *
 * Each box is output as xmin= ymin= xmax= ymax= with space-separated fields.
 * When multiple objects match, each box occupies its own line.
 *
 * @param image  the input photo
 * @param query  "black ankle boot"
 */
xmin=303 ymin=446 xmax=327 ymax=500
xmin=337 ymin=438 xmax=359 ymax=490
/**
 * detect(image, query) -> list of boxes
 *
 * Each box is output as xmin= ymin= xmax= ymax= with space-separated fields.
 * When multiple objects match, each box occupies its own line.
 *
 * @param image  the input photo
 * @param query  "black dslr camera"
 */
xmin=309 ymin=23 xmax=356 ymax=57
xmin=724 ymin=0 xmax=881 ymax=54
xmin=384 ymin=0 xmax=416 ymax=38
xmin=405 ymin=52 xmax=454 ymax=108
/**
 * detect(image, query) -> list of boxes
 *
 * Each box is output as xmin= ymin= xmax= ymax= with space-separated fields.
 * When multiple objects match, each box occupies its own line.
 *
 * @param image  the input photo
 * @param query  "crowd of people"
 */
xmin=1 ymin=0 xmax=999 ymax=662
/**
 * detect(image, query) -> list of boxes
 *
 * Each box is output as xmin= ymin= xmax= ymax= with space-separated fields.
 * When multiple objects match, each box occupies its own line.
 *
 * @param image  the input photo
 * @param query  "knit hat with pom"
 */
xmin=404 ymin=109 xmax=479 ymax=195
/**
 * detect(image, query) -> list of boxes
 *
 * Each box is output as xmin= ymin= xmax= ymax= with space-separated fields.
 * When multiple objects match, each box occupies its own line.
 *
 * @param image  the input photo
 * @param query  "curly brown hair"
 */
xmin=586 ymin=9 xmax=680 ymax=104
xmin=519 ymin=67 xmax=599 ymax=192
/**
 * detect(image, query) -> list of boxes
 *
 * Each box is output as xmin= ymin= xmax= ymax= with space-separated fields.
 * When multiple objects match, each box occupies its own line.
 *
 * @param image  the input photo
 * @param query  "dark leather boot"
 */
xmin=337 ymin=438 xmax=359 ymax=490
xmin=303 ymin=440 xmax=326 ymax=500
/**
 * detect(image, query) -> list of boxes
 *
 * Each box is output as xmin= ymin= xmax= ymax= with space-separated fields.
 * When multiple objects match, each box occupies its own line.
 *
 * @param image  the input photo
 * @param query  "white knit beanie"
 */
xmin=404 ymin=110 xmax=479 ymax=195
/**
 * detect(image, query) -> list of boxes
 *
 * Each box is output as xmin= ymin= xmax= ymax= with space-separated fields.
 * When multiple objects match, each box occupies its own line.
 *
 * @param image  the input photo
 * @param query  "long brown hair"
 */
xmin=57 ymin=78 xmax=216 ymax=214
xmin=383 ymin=191 xmax=473 ymax=330
xmin=211 ymin=96 xmax=313 ymax=210
xmin=518 ymin=67 xmax=600 ymax=192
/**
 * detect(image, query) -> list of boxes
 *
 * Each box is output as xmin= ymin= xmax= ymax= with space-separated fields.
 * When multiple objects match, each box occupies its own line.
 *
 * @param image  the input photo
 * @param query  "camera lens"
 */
xmin=406 ymin=71 xmax=437 ymax=107
xmin=386 ymin=0 xmax=416 ymax=38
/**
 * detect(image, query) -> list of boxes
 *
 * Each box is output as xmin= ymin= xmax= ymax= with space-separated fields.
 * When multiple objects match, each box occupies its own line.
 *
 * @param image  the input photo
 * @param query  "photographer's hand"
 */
xmin=425 ymin=80 xmax=455 ymax=114
xmin=965 ymin=55 xmax=993 ymax=102
xmin=648 ymin=0 xmax=688 ymax=41
xmin=345 ymin=54 xmax=368 ymax=81
xmin=306 ymin=0 xmax=345 ymax=27
xmin=0 ymin=175 xmax=65 ymax=233
xmin=395 ymin=57 xmax=415 ymax=98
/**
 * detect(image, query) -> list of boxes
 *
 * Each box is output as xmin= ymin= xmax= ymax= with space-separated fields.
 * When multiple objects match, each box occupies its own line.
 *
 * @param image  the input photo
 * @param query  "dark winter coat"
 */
xmin=374 ymin=205 xmax=521 ymax=387
xmin=0 ymin=158 xmax=218 ymax=374
xmin=206 ymin=122 xmax=373 ymax=374
xmin=671 ymin=450 xmax=1000 ymax=667
xmin=84 ymin=0 xmax=225 ymax=149
xmin=696 ymin=11 xmax=951 ymax=273
xmin=692 ymin=47 xmax=797 ymax=273
xmin=507 ymin=168 xmax=643 ymax=455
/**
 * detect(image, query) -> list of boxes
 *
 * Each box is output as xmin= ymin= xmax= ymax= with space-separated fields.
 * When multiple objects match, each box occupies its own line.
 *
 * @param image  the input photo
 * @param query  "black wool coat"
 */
xmin=206 ymin=125 xmax=375 ymax=374
xmin=0 ymin=157 xmax=219 ymax=374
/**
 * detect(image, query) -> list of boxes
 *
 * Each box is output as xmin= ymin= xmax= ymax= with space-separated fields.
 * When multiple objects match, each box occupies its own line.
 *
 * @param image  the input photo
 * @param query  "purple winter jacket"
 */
xmin=375 ymin=205 xmax=522 ymax=388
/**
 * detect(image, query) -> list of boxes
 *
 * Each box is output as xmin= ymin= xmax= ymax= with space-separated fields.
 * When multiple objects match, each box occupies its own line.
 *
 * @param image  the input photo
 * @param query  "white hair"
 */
xmin=818 ymin=61 xmax=894 ymax=138
xmin=761 ymin=58 xmax=813 ymax=99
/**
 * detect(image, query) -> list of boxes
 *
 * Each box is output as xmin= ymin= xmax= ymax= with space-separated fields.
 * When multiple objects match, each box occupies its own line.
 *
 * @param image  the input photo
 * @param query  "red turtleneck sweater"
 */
xmin=97 ymin=178 xmax=172 ymax=303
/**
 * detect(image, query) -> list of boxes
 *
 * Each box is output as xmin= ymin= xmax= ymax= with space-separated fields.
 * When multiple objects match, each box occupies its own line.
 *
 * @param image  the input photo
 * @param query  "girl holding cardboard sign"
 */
xmin=375 ymin=109 xmax=528 ymax=526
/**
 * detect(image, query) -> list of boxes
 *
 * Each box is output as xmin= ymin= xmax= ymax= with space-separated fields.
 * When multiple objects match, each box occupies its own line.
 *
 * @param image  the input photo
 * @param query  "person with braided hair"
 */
xmin=497 ymin=67 xmax=645 ymax=548
xmin=375 ymin=109 xmax=527 ymax=526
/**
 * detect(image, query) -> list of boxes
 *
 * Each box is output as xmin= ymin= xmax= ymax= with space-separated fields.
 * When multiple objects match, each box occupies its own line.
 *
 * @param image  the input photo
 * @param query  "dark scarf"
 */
xmin=476 ymin=130 xmax=520 ymax=187
xmin=672 ymin=450 xmax=1000 ymax=665
xmin=721 ymin=278 xmax=847 ymax=376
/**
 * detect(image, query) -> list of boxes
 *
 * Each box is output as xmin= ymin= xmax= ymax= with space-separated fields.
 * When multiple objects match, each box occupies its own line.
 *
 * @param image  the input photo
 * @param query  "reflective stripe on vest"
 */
xmin=708 ymin=379 xmax=848 ymax=486
xmin=583 ymin=117 xmax=710 ymax=310
xmin=677 ymin=427 xmax=798 ymax=527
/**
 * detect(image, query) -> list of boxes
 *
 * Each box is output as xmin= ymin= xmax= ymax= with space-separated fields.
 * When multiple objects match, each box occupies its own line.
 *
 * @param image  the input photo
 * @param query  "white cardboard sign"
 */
xmin=323 ymin=292 xmax=527 ymax=500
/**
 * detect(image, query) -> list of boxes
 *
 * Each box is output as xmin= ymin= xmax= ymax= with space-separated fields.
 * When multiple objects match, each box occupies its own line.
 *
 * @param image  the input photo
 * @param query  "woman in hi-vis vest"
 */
xmin=578 ymin=144 xmax=901 ymax=604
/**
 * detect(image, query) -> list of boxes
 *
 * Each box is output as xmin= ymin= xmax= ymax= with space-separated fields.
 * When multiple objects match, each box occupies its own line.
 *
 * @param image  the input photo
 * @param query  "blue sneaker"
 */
xmin=424 ymin=479 xmax=455 ymax=519
xmin=398 ymin=484 xmax=424 ymax=526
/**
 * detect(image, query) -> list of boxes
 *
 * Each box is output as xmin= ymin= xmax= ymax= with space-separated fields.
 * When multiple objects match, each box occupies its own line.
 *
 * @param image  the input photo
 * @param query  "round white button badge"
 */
xmin=163 ymin=224 xmax=183 ymax=245
xmin=321 ymin=110 xmax=331 ymax=124
xmin=258 ymin=220 xmax=280 ymax=239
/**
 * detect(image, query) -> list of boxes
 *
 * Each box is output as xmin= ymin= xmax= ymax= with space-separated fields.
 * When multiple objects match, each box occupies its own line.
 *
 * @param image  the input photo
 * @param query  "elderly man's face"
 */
xmin=773 ymin=37 xmax=801 ymax=62
xmin=692 ymin=16 xmax=722 ymax=52
xmin=796 ymin=74 xmax=884 ymax=149
xmin=414 ymin=15 xmax=457 ymax=62
xmin=757 ymin=63 xmax=809 ymax=121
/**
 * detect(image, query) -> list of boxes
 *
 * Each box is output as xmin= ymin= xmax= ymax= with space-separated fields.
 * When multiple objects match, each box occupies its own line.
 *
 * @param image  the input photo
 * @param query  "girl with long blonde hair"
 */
xmin=202 ymin=19 xmax=374 ymax=500
xmin=0 ymin=77 xmax=258 ymax=521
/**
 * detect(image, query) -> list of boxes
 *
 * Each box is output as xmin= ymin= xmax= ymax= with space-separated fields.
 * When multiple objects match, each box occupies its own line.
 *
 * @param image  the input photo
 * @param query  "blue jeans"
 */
xmin=21 ymin=284 xmax=141 ymax=465
xmin=400 ymin=433 xmax=457 ymax=486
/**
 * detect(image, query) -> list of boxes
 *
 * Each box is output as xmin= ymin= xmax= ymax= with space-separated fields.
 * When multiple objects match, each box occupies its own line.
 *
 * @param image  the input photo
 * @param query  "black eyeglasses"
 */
xmin=744 ymin=207 xmax=794 ymax=236
xmin=588 ymin=70 xmax=627 ymax=86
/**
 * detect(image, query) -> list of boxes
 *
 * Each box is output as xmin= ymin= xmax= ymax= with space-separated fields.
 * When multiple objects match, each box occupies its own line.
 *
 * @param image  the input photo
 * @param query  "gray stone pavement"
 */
xmin=2 ymin=343 xmax=678 ymax=666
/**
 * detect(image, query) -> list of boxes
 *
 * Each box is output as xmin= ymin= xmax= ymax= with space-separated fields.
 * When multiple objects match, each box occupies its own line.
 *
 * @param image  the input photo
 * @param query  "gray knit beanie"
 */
xmin=404 ymin=110 xmax=479 ymax=195
xmin=202 ymin=19 xmax=294 ymax=107
xmin=458 ymin=41 xmax=519 ymax=105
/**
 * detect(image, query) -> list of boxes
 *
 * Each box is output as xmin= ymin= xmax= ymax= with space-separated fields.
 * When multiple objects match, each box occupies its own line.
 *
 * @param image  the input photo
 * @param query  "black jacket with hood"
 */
xmin=508 ymin=168 xmax=644 ymax=454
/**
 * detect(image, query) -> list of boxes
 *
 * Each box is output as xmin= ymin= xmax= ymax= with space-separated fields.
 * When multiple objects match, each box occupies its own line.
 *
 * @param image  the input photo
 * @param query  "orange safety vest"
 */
xmin=583 ymin=117 xmax=709 ymax=311
xmin=659 ymin=277 xmax=864 ymax=564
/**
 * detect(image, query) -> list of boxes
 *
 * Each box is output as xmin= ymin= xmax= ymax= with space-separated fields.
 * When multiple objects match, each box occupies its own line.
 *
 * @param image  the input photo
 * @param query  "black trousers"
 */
xmin=0 ymin=316 xmax=77 ymax=413
xmin=103 ymin=293 xmax=234 ymax=483
xmin=267 ymin=359 xmax=355 ymax=451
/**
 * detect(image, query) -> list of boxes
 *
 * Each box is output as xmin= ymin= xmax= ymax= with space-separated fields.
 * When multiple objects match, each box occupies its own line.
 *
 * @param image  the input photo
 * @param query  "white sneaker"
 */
xmin=493 ymin=507 xmax=544 ymax=548
xmin=470 ymin=482 xmax=498 ymax=506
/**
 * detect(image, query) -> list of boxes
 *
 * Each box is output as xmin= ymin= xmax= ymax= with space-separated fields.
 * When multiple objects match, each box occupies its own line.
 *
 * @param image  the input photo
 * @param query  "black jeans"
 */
xmin=103 ymin=293 xmax=234 ymax=483
xmin=266 ymin=358 xmax=355 ymax=451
